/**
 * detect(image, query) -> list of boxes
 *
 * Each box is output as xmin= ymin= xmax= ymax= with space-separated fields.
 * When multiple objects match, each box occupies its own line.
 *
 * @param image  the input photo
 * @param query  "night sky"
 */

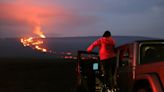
xmin=0 ymin=0 xmax=164 ymax=38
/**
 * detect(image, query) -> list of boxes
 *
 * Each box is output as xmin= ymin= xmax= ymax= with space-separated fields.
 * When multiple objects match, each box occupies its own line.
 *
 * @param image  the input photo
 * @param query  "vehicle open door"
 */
xmin=76 ymin=50 xmax=100 ymax=92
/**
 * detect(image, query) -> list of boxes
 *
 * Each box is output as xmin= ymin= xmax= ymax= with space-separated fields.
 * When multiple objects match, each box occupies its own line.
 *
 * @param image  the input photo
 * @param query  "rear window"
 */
xmin=140 ymin=43 xmax=164 ymax=64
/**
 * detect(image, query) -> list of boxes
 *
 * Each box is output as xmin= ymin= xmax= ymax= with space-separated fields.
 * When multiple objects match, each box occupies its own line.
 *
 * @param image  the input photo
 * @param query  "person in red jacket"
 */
xmin=87 ymin=30 xmax=116 ymax=90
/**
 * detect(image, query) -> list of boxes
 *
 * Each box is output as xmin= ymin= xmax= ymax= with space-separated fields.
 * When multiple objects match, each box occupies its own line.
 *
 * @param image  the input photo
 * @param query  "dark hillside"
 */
xmin=0 ymin=36 xmax=154 ymax=58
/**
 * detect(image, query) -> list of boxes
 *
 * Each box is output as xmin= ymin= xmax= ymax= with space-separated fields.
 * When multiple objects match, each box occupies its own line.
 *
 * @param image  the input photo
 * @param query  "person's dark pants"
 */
xmin=100 ymin=57 xmax=116 ymax=89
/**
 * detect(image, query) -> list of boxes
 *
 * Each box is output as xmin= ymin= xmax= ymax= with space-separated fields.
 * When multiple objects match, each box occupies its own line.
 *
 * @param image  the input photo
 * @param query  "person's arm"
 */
xmin=111 ymin=38 xmax=116 ymax=52
xmin=87 ymin=38 xmax=101 ymax=52
xmin=110 ymin=37 xmax=116 ymax=45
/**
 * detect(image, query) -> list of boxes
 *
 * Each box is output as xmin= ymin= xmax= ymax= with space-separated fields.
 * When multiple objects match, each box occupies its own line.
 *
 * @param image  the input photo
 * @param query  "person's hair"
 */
xmin=103 ymin=30 xmax=111 ymax=37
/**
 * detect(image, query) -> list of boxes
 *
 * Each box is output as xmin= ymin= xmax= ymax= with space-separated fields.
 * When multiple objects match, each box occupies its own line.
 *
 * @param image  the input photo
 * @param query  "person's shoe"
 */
xmin=106 ymin=89 xmax=111 ymax=92
xmin=107 ymin=88 xmax=115 ymax=92
xmin=101 ymin=74 xmax=104 ymax=77
xmin=105 ymin=87 xmax=112 ymax=92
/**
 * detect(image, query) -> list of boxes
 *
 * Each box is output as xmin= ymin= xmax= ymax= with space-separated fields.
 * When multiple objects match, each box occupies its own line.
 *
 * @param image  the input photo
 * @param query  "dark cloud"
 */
xmin=84 ymin=0 xmax=164 ymax=14
xmin=0 ymin=18 xmax=28 ymax=27
xmin=0 ymin=0 xmax=164 ymax=38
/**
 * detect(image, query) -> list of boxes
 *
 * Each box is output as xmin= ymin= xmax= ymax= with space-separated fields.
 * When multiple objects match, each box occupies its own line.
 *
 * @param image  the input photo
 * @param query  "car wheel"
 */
xmin=135 ymin=85 xmax=152 ymax=92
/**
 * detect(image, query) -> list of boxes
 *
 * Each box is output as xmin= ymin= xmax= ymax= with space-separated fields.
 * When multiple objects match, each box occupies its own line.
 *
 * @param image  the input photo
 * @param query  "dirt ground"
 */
xmin=0 ymin=58 xmax=77 ymax=92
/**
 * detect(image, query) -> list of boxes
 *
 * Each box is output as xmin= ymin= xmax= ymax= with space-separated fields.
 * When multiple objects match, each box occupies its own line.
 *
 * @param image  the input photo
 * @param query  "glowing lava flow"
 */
xmin=20 ymin=26 xmax=48 ymax=53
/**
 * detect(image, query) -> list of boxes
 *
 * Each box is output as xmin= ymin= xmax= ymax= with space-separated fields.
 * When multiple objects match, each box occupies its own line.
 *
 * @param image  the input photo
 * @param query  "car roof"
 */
xmin=116 ymin=39 xmax=164 ymax=48
xmin=136 ymin=39 xmax=164 ymax=43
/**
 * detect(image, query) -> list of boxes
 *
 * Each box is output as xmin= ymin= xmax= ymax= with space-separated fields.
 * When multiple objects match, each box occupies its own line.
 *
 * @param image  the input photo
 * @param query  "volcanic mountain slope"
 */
xmin=0 ymin=36 xmax=155 ymax=58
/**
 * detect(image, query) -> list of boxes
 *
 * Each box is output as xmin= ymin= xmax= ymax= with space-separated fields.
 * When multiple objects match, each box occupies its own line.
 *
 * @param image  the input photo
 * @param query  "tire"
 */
xmin=136 ymin=86 xmax=152 ymax=92
xmin=134 ymin=83 xmax=152 ymax=92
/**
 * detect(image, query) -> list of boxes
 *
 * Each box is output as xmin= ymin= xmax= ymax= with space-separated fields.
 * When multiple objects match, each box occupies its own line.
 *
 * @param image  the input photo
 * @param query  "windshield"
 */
xmin=140 ymin=43 xmax=164 ymax=64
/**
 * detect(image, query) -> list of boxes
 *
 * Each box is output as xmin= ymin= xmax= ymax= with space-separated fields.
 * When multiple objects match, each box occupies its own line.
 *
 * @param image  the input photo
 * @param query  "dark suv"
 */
xmin=76 ymin=40 xmax=164 ymax=92
xmin=116 ymin=40 xmax=164 ymax=92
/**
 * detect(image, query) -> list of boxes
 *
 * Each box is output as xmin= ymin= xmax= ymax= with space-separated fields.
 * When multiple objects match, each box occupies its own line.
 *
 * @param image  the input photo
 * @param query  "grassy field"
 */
xmin=0 ymin=58 xmax=77 ymax=92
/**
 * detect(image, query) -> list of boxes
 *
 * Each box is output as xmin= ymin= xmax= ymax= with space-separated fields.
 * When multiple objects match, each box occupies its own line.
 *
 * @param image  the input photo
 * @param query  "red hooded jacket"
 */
xmin=87 ymin=37 xmax=116 ymax=60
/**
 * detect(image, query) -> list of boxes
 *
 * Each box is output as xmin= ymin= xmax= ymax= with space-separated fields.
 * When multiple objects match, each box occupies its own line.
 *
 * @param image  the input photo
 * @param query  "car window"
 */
xmin=119 ymin=48 xmax=130 ymax=67
xmin=140 ymin=43 xmax=164 ymax=64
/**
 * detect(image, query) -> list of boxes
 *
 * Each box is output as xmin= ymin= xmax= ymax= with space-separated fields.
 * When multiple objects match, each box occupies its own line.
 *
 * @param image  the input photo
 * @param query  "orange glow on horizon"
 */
xmin=0 ymin=2 xmax=75 ymax=55
xmin=33 ymin=25 xmax=46 ymax=38
xmin=20 ymin=25 xmax=49 ymax=53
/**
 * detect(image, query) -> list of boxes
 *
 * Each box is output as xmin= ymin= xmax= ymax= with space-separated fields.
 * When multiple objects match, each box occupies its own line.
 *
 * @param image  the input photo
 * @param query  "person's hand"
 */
xmin=87 ymin=49 xmax=92 ymax=53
